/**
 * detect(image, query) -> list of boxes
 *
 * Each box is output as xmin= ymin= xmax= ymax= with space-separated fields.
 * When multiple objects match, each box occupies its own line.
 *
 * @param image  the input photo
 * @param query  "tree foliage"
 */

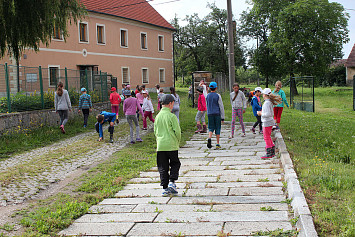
xmin=0 ymin=0 xmax=86 ymax=61
xmin=240 ymin=0 xmax=349 ymax=88
xmin=172 ymin=3 xmax=245 ymax=77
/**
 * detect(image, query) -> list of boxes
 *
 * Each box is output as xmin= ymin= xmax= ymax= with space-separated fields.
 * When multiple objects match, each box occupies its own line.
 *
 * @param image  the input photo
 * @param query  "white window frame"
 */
xmin=142 ymin=68 xmax=149 ymax=84
xmin=140 ymin=32 xmax=148 ymax=50
xmin=121 ymin=67 xmax=130 ymax=84
xmin=78 ymin=21 xmax=89 ymax=44
xmin=96 ymin=23 xmax=106 ymax=45
xmin=48 ymin=65 xmax=60 ymax=87
xmin=158 ymin=35 xmax=164 ymax=52
xmin=120 ymin=28 xmax=128 ymax=48
xmin=159 ymin=68 xmax=165 ymax=83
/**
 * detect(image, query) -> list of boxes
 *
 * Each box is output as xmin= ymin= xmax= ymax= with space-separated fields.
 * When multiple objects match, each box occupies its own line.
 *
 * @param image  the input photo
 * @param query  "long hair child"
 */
xmin=229 ymin=83 xmax=247 ymax=138
xmin=257 ymin=88 xmax=282 ymax=159
xmin=170 ymin=87 xmax=180 ymax=122
xmin=55 ymin=82 xmax=72 ymax=134
xmin=272 ymin=81 xmax=289 ymax=129
xmin=142 ymin=92 xmax=155 ymax=130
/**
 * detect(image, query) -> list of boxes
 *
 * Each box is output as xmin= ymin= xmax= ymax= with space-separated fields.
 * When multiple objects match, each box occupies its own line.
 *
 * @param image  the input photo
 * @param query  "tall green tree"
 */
xmin=0 ymin=0 xmax=86 ymax=61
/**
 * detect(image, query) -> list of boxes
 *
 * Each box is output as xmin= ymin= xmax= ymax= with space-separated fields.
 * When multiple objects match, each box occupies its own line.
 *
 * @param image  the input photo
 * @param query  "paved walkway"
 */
xmin=60 ymin=124 xmax=295 ymax=236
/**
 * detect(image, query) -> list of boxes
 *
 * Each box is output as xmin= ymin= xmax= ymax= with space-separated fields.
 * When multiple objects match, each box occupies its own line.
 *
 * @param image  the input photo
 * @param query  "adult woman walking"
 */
xmin=170 ymin=87 xmax=180 ymax=122
xmin=55 ymin=82 xmax=72 ymax=134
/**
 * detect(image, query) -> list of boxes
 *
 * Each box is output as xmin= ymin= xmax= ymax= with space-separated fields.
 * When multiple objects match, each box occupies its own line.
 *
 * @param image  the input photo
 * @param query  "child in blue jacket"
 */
xmin=95 ymin=111 xmax=116 ymax=143
xmin=251 ymin=87 xmax=263 ymax=134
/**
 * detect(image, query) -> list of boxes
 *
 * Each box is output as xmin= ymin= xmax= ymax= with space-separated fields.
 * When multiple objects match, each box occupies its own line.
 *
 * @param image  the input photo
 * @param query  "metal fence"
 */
xmin=0 ymin=63 xmax=112 ymax=113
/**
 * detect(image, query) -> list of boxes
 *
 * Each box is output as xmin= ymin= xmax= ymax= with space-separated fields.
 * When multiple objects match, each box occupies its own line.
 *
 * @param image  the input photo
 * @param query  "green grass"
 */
xmin=16 ymin=89 xmax=198 ymax=236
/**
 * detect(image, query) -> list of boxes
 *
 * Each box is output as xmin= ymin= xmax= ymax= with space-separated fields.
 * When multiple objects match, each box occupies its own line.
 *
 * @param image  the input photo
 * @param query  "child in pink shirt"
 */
xmin=123 ymin=90 xmax=144 ymax=144
xmin=195 ymin=87 xmax=207 ymax=133
xmin=135 ymin=87 xmax=144 ymax=120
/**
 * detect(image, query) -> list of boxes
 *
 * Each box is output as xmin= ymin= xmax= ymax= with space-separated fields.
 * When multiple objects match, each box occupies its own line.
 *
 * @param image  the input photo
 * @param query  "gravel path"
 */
xmin=0 ymin=118 xmax=153 ymax=207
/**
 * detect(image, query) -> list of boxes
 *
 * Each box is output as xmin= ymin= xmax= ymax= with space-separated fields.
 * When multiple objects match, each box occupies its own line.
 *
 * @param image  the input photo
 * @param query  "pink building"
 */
xmin=0 ymin=0 xmax=175 ymax=94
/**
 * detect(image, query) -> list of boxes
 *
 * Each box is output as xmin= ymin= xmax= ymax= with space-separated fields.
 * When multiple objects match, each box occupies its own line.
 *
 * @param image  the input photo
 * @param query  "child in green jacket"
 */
xmin=154 ymin=94 xmax=181 ymax=197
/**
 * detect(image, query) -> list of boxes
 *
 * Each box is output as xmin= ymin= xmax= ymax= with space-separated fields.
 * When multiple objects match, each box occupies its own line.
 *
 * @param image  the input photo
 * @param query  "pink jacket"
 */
xmin=198 ymin=94 xmax=207 ymax=111
xmin=136 ymin=93 xmax=144 ymax=104
xmin=123 ymin=97 xmax=143 ymax=116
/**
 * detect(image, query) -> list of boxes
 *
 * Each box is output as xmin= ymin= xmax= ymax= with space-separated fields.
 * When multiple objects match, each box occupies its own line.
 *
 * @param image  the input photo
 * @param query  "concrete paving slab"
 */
xmin=205 ymin=182 xmax=282 ymax=189
xmin=139 ymin=172 xmax=160 ymax=178
xmin=185 ymin=188 xmax=229 ymax=196
xmin=180 ymin=165 xmax=226 ymax=171
xmin=212 ymin=203 xmax=289 ymax=212
xmin=89 ymin=204 xmax=136 ymax=213
xmin=59 ymin=222 xmax=134 ymax=236
xmin=154 ymin=211 xmax=289 ymax=223
xmin=224 ymin=221 xmax=293 ymax=236
xmin=184 ymin=169 xmax=279 ymax=177
xmin=179 ymin=153 xmax=208 ymax=158
xmin=127 ymin=222 xmax=224 ymax=236
xmin=115 ymin=189 xmax=166 ymax=198
xmin=213 ymin=156 xmax=260 ymax=161
xmin=221 ymin=160 xmax=277 ymax=166
xmin=123 ymin=183 xmax=185 ymax=190
xmin=100 ymin=197 xmax=170 ymax=205
xmin=176 ymin=176 xmax=217 ymax=183
xmin=229 ymin=187 xmax=283 ymax=196
xmin=132 ymin=204 xmax=211 ymax=213
xmin=219 ymin=174 xmax=281 ymax=182
xmin=75 ymin=213 xmax=157 ymax=223
xmin=169 ymin=195 xmax=285 ymax=205
xmin=128 ymin=177 xmax=159 ymax=183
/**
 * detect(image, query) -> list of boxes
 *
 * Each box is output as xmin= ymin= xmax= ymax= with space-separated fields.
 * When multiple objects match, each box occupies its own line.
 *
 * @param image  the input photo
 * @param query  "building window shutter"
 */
xmin=141 ymin=33 xmax=147 ymax=49
xmin=158 ymin=36 xmax=164 ymax=51
xmin=122 ymin=68 xmax=129 ymax=84
xmin=159 ymin=69 xmax=165 ymax=83
xmin=97 ymin=25 xmax=105 ymax=44
xmin=121 ymin=30 xmax=128 ymax=47
xmin=142 ymin=69 xmax=148 ymax=84
xmin=80 ymin=23 xmax=88 ymax=42
xmin=49 ymin=67 xmax=59 ymax=86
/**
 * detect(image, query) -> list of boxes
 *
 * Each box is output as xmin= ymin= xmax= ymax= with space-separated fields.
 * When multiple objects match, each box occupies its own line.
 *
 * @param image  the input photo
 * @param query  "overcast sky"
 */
xmin=151 ymin=0 xmax=355 ymax=58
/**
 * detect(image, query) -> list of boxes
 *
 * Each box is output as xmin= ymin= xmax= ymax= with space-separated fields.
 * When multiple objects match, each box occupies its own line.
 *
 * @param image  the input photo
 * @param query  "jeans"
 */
xmin=157 ymin=150 xmax=181 ymax=189
xmin=126 ymin=115 xmax=140 ymax=141
xmin=58 ymin=110 xmax=68 ymax=126
xmin=143 ymin=111 xmax=155 ymax=128
xmin=82 ymin=109 xmax=90 ymax=126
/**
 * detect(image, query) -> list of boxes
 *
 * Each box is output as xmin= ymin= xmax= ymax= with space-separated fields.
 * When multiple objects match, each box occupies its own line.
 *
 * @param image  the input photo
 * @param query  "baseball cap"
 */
xmin=209 ymin=82 xmax=217 ymax=89
xmin=126 ymin=84 xmax=131 ymax=88
xmin=262 ymin=88 xmax=272 ymax=95
xmin=111 ymin=87 xmax=116 ymax=92
xmin=161 ymin=94 xmax=175 ymax=105
xmin=124 ymin=90 xmax=132 ymax=96
xmin=255 ymin=87 xmax=263 ymax=93
xmin=81 ymin=88 xmax=86 ymax=92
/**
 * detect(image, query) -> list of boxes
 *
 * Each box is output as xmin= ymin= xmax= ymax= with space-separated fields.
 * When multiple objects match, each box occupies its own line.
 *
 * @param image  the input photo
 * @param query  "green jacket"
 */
xmin=154 ymin=107 xmax=181 ymax=151
xmin=272 ymin=89 xmax=289 ymax=108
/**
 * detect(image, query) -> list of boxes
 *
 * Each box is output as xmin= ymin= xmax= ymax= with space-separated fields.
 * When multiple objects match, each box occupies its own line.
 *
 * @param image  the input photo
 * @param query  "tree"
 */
xmin=0 ymin=0 xmax=86 ymax=64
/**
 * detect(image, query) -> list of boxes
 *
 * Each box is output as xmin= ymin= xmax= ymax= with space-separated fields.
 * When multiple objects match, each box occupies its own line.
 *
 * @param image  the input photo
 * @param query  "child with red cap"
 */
xmin=110 ymin=87 xmax=121 ymax=123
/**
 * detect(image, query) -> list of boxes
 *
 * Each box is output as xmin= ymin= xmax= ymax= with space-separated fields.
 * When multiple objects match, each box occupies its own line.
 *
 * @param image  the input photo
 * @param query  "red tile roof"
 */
xmin=345 ymin=43 xmax=355 ymax=67
xmin=80 ymin=0 xmax=175 ymax=30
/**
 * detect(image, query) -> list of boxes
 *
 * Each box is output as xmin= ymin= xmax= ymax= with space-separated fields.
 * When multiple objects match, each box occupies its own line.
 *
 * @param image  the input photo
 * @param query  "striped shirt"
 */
xmin=79 ymin=93 xmax=92 ymax=109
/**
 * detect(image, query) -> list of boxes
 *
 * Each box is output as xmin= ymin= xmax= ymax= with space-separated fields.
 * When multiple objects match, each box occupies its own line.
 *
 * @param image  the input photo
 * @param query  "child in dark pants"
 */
xmin=78 ymin=88 xmax=92 ymax=128
xmin=154 ymin=94 xmax=181 ymax=196
xmin=251 ymin=87 xmax=263 ymax=134
xmin=95 ymin=111 xmax=116 ymax=143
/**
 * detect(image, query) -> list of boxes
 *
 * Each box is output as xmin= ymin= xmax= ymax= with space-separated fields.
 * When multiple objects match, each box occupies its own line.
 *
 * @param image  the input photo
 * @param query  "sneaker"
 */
xmin=228 ymin=136 xmax=233 ymax=139
xmin=130 ymin=141 xmax=135 ymax=144
xmin=60 ymin=125 xmax=65 ymax=134
xmin=216 ymin=144 xmax=221 ymax=150
xmin=83 ymin=125 xmax=87 ymax=128
xmin=136 ymin=138 xmax=143 ymax=142
xmin=207 ymin=138 xmax=212 ymax=149
xmin=142 ymin=128 xmax=147 ymax=130
xmin=251 ymin=127 xmax=256 ymax=134
xmin=241 ymin=133 xmax=246 ymax=137
xmin=109 ymin=139 xmax=114 ymax=143
xmin=116 ymin=119 xmax=119 ymax=124
xmin=162 ymin=188 xmax=171 ymax=197
xmin=168 ymin=182 xmax=178 ymax=195
xmin=259 ymin=130 xmax=263 ymax=134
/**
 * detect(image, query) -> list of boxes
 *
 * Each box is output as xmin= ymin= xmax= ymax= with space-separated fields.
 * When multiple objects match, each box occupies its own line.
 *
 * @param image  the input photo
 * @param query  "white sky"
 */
xmin=151 ymin=0 xmax=355 ymax=58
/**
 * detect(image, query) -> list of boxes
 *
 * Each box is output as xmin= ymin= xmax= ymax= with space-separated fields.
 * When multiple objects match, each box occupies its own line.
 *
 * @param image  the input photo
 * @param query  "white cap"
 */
xmin=255 ymin=87 xmax=263 ymax=92
xmin=262 ymin=88 xmax=272 ymax=95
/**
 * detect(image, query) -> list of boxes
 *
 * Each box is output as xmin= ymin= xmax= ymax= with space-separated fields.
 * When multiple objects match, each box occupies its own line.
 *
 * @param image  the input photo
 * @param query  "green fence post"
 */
xmin=5 ymin=63 xmax=11 ymax=113
xmin=85 ymin=68 xmax=89 ymax=93
xmin=65 ymin=67 xmax=69 ymax=90
xmin=100 ymin=70 xmax=103 ymax=102
xmin=39 ymin=66 xmax=45 ymax=109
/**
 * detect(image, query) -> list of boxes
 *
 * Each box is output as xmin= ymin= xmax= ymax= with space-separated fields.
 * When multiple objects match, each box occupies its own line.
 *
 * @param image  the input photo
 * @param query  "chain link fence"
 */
xmin=0 ymin=63 xmax=112 ymax=113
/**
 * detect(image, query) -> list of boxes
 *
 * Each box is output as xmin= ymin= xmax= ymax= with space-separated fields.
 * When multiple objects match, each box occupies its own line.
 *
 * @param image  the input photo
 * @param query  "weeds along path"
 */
xmin=0 ymin=119 xmax=152 ymax=207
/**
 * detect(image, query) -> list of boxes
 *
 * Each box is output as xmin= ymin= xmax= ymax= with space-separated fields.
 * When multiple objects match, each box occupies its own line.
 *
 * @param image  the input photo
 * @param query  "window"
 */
xmin=141 ymin=32 xmax=147 ymax=49
xmin=79 ymin=22 xmax=88 ymax=43
xmin=158 ymin=35 xmax=164 ymax=51
xmin=53 ymin=25 xmax=63 ymax=40
xmin=122 ymin=67 xmax=130 ymax=84
xmin=142 ymin=68 xmax=149 ymax=84
xmin=159 ymin=68 xmax=165 ymax=83
xmin=120 ymin=29 xmax=128 ymax=47
xmin=96 ymin=24 xmax=105 ymax=44
xmin=49 ymin=66 xmax=60 ymax=87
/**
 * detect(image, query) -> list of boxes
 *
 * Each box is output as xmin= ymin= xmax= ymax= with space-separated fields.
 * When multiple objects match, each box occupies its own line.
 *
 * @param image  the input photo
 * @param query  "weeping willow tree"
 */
xmin=0 ymin=0 xmax=86 ymax=89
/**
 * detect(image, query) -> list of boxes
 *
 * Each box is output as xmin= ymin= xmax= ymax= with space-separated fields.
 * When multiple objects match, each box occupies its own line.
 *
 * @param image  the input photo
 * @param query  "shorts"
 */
xmin=208 ymin=115 xmax=221 ymax=135
xmin=195 ymin=110 xmax=206 ymax=122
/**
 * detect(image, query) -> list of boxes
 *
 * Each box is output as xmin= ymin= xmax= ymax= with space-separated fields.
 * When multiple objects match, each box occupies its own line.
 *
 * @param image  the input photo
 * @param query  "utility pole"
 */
xmin=227 ymin=0 xmax=235 ymax=91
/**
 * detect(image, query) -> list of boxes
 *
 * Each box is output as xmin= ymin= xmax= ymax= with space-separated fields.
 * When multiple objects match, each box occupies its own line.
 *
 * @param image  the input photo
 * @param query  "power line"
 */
xmin=345 ymin=8 xmax=355 ymax=12
xmin=152 ymin=0 xmax=181 ymax=6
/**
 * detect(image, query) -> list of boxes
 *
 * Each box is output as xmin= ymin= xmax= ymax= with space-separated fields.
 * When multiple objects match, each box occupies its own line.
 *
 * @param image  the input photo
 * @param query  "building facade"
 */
xmin=0 ymin=0 xmax=175 ymax=94
xmin=345 ymin=43 xmax=355 ymax=86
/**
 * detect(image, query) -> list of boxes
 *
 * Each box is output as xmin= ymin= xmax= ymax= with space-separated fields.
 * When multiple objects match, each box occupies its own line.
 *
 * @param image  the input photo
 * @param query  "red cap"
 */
xmin=111 ymin=87 xmax=116 ymax=92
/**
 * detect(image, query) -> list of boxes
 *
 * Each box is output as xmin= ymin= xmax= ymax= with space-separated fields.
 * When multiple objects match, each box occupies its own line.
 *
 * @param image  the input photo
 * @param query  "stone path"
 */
xmin=60 ymin=124 xmax=295 ymax=236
